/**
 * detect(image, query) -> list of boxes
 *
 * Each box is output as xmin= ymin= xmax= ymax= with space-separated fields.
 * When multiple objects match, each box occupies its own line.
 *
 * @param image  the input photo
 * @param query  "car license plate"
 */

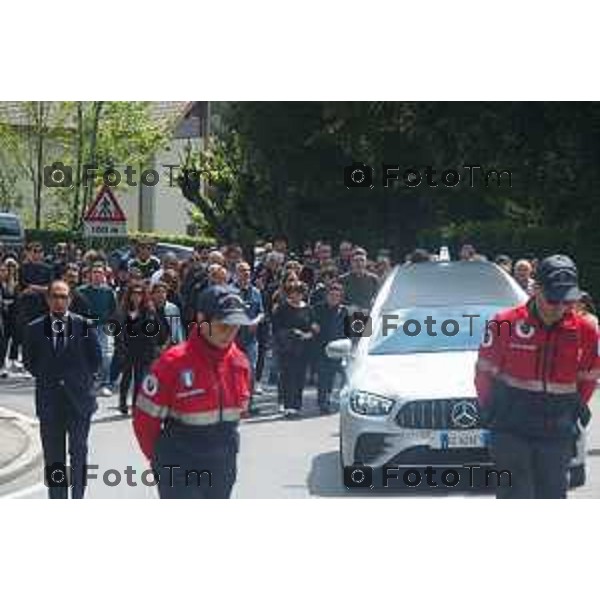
xmin=443 ymin=430 xmax=484 ymax=448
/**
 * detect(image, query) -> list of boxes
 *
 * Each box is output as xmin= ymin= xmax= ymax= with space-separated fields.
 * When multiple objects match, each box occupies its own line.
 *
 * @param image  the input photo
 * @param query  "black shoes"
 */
xmin=283 ymin=408 xmax=301 ymax=418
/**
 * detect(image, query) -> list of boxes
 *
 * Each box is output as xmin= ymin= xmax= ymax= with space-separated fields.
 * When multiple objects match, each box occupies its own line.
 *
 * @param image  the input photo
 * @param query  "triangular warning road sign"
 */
xmin=84 ymin=185 xmax=127 ymax=222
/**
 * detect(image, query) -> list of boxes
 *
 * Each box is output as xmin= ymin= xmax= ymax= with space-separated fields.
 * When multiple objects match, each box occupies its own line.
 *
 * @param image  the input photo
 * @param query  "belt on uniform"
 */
xmin=162 ymin=418 xmax=239 ymax=445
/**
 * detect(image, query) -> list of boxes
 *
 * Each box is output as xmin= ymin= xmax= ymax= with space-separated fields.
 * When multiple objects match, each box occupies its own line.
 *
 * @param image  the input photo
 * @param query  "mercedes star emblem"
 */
xmin=450 ymin=400 xmax=478 ymax=428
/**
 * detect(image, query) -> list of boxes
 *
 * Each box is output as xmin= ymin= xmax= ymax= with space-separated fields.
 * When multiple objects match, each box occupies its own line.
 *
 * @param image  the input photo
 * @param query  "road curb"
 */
xmin=0 ymin=407 xmax=41 ymax=488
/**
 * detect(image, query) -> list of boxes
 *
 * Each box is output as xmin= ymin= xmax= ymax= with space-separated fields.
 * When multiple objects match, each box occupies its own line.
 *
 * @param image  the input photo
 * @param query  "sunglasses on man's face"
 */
xmin=51 ymin=294 xmax=69 ymax=300
xmin=131 ymin=290 xmax=144 ymax=295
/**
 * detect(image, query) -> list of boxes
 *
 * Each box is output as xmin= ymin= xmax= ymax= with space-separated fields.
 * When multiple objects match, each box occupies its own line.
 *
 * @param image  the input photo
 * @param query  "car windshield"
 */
xmin=0 ymin=217 xmax=20 ymax=236
xmin=381 ymin=262 xmax=522 ymax=309
xmin=368 ymin=304 xmax=510 ymax=355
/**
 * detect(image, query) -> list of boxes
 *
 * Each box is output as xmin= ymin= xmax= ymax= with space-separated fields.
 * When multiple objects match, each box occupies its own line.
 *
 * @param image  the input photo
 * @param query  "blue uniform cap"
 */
xmin=195 ymin=285 xmax=258 ymax=325
xmin=536 ymin=254 xmax=581 ymax=302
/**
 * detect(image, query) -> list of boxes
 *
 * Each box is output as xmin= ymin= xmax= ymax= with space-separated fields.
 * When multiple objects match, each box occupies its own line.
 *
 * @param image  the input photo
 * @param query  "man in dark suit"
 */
xmin=23 ymin=279 xmax=102 ymax=499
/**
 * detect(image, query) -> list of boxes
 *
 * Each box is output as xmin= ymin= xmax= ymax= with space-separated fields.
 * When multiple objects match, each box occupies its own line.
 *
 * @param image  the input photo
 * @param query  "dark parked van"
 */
xmin=0 ymin=212 xmax=25 ymax=252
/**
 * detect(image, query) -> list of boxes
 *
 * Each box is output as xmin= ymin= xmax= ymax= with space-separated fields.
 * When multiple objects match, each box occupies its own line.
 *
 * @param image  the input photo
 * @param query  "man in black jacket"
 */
xmin=311 ymin=282 xmax=348 ymax=414
xmin=23 ymin=279 xmax=102 ymax=499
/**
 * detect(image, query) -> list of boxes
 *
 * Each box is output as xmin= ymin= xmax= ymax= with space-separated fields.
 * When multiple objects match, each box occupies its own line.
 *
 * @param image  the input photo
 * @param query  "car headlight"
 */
xmin=349 ymin=390 xmax=395 ymax=416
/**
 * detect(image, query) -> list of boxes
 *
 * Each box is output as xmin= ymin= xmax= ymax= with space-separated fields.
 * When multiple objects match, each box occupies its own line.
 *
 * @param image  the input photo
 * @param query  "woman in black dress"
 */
xmin=0 ymin=258 xmax=21 ymax=376
xmin=271 ymin=281 xmax=315 ymax=417
xmin=114 ymin=284 xmax=167 ymax=415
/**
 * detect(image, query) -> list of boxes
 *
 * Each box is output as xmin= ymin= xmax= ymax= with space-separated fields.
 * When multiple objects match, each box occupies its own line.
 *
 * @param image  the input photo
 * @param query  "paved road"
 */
xmin=2 ymin=378 xmax=599 ymax=499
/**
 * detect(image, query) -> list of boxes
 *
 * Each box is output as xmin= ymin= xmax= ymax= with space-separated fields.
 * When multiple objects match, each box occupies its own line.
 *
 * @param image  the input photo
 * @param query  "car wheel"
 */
xmin=568 ymin=464 xmax=586 ymax=489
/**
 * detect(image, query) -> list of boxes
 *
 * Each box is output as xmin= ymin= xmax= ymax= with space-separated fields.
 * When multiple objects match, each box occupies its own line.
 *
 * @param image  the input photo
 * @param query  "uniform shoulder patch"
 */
xmin=481 ymin=327 xmax=494 ymax=348
xmin=515 ymin=319 xmax=536 ymax=340
xmin=180 ymin=369 xmax=195 ymax=388
xmin=141 ymin=374 xmax=159 ymax=397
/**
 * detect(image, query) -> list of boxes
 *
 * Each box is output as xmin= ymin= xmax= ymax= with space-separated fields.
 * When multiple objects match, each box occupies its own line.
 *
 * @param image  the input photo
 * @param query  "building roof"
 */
xmin=149 ymin=101 xmax=192 ymax=125
xmin=0 ymin=101 xmax=192 ymax=129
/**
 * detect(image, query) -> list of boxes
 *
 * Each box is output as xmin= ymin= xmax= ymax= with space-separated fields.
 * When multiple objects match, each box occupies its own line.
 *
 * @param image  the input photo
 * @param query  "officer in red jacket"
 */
xmin=475 ymin=255 xmax=600 ymax=498
xmin=133 ymin=285 xmax=256 ymax=499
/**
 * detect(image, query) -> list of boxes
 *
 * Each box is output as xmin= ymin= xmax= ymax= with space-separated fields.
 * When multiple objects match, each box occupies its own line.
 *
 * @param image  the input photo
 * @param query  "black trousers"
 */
xmin=119 ymin=355 xmax=149 ymax=409
xmin=306 ymin=340 xmax=319 ymax=385
xmin=278 ymin=350 xmax=307 ymax=410
xmin=491 ymin=430 xmax=574 ymax=499
xmin=317 ymin=355 xmax=342 ymax=407
xmin=0 ymin=310 xmax=19 ymax=365
xmin=39 ymin=394 xmax=92 ymax=499
xmin=154 ymin=448 xmax=238 ymax=499
xmin=255 ymin=321 xmax=269 ymax=382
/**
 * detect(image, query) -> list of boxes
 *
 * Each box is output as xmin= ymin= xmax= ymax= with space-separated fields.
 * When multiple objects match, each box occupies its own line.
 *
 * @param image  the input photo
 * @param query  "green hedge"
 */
xmin=417 ymin=221 xmax=577 ymax=259
xmin=25 ymin=229 xmax=217 ymax=251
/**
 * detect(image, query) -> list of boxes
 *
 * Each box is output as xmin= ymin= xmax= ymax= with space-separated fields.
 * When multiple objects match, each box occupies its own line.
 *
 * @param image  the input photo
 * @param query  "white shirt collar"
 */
xmin=51 ymin=310 xmax=70 ymax=320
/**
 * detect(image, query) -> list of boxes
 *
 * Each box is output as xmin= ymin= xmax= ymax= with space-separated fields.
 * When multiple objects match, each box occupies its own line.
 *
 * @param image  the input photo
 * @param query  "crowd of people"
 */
xmin=0 ymin=238 xmax=596 ymax=419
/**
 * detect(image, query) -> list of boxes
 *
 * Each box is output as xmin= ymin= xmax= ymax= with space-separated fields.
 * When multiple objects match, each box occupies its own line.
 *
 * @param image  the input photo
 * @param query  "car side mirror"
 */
xmin=326 ymin=338 xmax=352 ymax=360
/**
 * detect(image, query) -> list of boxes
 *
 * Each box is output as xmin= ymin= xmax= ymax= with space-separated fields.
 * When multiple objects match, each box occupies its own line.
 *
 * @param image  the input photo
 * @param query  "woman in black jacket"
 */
xmin=114 ymin=284 xmax=167 ymax=415
xmin=0 ymin=258 xmax=21 ymax=376
xmin=271 ymin=281 xmax=316 ymax=417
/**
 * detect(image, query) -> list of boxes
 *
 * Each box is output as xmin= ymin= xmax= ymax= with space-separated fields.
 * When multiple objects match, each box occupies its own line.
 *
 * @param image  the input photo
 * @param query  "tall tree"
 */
xmin=181 ymin=101 xmax=600 ymax=258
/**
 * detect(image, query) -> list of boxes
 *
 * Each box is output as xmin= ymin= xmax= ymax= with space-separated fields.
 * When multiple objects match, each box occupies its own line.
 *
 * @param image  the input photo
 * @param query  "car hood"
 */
xmin=348 ymin=351 xmax=479 ymax=400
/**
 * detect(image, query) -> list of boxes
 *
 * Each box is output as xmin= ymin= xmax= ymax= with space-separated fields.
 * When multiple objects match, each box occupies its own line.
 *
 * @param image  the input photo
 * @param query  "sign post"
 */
xmin=83 ymin=185 xmax=127 ymax=238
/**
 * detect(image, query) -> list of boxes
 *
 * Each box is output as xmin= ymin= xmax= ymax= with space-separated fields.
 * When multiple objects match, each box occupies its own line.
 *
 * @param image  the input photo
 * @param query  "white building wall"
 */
xmin=149 ymin=137 xmax=204 ymax=235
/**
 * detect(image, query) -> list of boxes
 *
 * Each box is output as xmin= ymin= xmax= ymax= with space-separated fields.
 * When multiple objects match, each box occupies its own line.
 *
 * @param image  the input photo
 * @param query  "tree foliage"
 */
xmin=181 ymin=101 xmax=600 ymax=258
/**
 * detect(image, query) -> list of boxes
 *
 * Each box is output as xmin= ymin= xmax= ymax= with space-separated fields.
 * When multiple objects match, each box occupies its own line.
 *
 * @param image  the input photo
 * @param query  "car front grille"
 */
xmin=395 ymin=398 xmax=481 ymax=430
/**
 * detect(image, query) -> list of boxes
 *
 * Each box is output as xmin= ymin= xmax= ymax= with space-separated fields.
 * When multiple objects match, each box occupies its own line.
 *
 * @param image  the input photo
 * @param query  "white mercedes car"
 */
xmin=328 ymin=259 xmax=586 ymax=490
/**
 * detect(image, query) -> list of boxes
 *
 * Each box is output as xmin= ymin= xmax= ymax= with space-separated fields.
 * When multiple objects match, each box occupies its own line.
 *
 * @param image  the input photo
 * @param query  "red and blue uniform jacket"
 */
xmin=133 ymin=325 xmax=251 ymax=460
xmin=474 ymin=300 xmax=600 ymax=438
